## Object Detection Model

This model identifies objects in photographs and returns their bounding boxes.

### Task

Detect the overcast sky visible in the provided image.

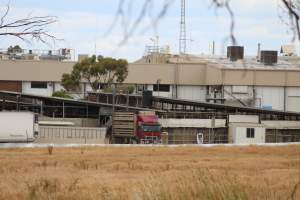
[0,0,298,61]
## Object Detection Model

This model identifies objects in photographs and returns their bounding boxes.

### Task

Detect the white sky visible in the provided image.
[0,0,298,61]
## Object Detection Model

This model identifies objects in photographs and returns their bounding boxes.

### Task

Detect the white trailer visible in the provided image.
[0,112,38,142]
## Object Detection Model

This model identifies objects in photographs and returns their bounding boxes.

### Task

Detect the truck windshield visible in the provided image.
[141,125,161,132]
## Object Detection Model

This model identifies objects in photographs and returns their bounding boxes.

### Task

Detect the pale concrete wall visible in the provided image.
[255,71,286,86]
[0,60,74,82]
[262,121,300,129]
[177,64,207,85]
[124,64,175,84]
[159,118,226,128]
[2,59,300,87]
[223,70,255,86]
[229,115,259,123]
[206,65,223,85]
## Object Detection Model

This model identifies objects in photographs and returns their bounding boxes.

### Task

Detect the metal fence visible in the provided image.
[36,126,107,144]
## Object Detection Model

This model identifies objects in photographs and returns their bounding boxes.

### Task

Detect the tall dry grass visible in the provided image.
[0,145,299,200]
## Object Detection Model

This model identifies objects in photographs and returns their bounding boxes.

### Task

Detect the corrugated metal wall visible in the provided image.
[177,86,206,101]
[35,126,107,144]
[255,86,285,110]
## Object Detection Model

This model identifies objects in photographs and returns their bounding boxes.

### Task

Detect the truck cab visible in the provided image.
[137,113,161,144]
[111,111,162,144]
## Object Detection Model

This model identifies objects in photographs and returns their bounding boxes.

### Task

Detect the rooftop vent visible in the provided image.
[260,50,278,65]
[227,46,244,61]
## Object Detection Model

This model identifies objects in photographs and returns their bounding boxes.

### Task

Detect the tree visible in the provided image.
[7,45,22,53]
[0,1,58,43]
[62,55,128,92]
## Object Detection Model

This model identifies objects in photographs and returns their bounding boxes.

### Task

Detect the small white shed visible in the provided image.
[228,115,265,144]
[228,123,266,144]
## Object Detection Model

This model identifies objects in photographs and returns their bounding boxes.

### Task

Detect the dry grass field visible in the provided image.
[0,145,299,200]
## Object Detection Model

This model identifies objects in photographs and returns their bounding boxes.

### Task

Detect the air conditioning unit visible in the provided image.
[260,51,278,65]
[227,46,244,61]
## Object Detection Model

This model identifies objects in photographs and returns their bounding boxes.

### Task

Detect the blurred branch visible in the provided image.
[108,0,300,49]
[281,0,300,41]
[107,0,174,47]
[0,1,59,43]
[211,0,236,45]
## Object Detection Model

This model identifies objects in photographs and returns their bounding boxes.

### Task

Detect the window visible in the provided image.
[141,125,161,132]
[99,84,107,90]
[246,128,255,138]
[137,85,145,93]
[153,84,170,92]
[31,82,47,89]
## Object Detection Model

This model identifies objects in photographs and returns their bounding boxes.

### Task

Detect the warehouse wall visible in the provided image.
[286,87,300,112]
[255,87,285,110]
[177,86,206,101]
[0,81,22,92]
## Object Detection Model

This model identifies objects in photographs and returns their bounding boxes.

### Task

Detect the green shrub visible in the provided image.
[52,90,73,99]
[127,85,135,94]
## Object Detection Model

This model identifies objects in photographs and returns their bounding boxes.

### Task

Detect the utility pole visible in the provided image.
[179,0,187,54]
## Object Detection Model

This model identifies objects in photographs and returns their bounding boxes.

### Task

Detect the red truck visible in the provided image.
[111,111,161,144]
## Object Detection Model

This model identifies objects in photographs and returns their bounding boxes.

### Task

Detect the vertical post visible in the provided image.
[97,93,99,102]
[86,104,89,118]
[112,85,116,112]
[52,81,55,94]
[62,101,65,118]
[126,90,129,111]
[156,79,161,97]
[1,97,5,110]
[40,101,44,115]
[83,83,87,99]
[16,95,20,111]
[98,106,101,126]
[208,128,211,144]
[283,86,287,112]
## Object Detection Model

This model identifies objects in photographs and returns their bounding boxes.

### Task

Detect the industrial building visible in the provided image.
[0,46,300,113]
[1,46,300,144]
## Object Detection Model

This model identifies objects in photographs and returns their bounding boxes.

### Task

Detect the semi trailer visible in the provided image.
[111,111,161,144]
[0,112,39,143]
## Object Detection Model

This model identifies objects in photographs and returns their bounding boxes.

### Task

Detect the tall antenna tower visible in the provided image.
[179,0,186,54]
